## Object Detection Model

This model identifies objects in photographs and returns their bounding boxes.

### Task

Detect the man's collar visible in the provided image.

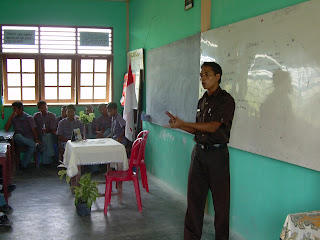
[205,86,222,98]
[67,117,75,122]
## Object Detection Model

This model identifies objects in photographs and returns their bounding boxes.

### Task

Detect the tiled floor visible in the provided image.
[0,165,233,240]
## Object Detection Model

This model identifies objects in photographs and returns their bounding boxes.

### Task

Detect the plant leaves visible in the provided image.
[87,199,92,208]
[71,172,99,207]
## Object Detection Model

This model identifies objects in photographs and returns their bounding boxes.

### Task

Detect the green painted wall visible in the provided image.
[211,0,309,28]
[130,0,316,240]
[0,0,127,128]
[129,0,200,111]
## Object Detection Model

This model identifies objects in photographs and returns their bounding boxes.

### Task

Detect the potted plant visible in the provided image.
[58,164,100,216]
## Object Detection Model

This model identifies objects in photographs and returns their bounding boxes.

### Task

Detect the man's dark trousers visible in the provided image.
[184,144,230,240]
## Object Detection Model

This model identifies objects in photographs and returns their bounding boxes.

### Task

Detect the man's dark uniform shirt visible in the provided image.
[194,87,235,145]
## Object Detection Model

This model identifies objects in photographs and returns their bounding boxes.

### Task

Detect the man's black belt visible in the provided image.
[197,143,227,150]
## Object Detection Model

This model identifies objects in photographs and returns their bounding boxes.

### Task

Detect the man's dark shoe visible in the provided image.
[0,215,13,226]
[0,204,13,215]
[0,184,16,194]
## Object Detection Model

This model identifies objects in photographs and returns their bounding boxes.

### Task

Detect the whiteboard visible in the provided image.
[146,33,200,126]
[201,0,320,171]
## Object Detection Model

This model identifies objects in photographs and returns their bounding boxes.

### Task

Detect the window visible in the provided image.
[3,57,39,104]
[1,25,113,105]
[78,58,111,103]
[42,58,75,103]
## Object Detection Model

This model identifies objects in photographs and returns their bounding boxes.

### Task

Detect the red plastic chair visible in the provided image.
[104,138,143,215]
[137,130,150,192]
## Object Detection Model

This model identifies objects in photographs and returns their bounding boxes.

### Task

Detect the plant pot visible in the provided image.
[76,202,91,216]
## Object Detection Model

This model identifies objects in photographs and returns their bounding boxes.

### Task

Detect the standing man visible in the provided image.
[167,62,235,240]
[5,101,40,168]
[33,100,57,165]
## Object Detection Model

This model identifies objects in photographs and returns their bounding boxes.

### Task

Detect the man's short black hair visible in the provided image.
[98,103,107,110]
[12,101,23,110]
[37,100,47,109]
[61,105,67,110]
[67,104,76,112]
[107,102,117,110]
[201,62,223,84]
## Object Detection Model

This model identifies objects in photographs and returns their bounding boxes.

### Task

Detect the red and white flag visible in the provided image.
[123,64,137,142]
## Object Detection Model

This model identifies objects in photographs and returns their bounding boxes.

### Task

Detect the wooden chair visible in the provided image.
[0,144,12,202]
[12,139,39,169]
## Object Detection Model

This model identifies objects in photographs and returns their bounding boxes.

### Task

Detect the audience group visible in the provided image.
[1,101,127,225]
[5,100,127,168]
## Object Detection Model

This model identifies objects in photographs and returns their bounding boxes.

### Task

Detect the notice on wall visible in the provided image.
[127,48,144,107]
[4,30,35,45]
[80,32,109,46]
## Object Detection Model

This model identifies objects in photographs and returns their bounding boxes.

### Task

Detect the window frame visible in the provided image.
[40,55,76,104]
[2,53,40,105]
[1,24,114,106]
[76,55,113,104]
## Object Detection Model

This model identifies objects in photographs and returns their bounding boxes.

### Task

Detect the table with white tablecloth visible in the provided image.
[63,138,128,178]
[280,210,320,240]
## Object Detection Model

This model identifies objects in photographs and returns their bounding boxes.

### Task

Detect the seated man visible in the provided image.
[85,105,96,139]
[5,101,40,168]
[95,104,112,138]
[56,105,67,127]
[33,100,57,165]
[107,102,127,146]
[57,105,83,149]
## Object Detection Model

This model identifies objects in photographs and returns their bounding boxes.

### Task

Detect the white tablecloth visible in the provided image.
[280,210,320,240]
[63,138,128,177]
